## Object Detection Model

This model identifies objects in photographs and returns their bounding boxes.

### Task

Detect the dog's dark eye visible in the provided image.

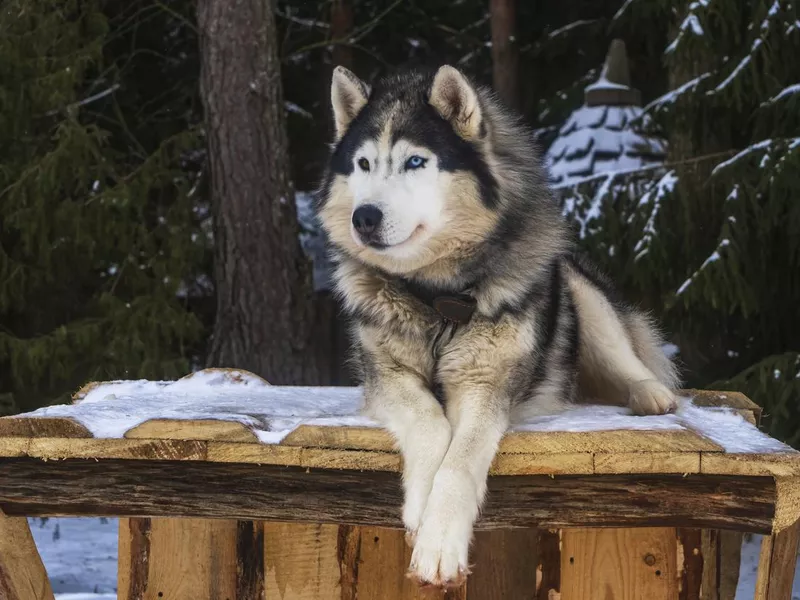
[357,157,370,172]
[405,155,427,170]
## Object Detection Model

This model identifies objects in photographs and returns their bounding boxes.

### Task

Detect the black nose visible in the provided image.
[352,205,383,237]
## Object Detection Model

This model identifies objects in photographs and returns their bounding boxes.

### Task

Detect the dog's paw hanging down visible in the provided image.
[317,63,681,588]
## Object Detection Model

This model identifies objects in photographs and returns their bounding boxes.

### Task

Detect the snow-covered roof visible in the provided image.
[545,105,666,186]
[544,39,667,186]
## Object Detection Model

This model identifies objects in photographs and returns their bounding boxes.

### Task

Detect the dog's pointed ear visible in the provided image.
[428,65,482,140]
[331,66,369,141]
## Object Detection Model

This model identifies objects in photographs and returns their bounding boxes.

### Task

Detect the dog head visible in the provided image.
[317,65,501,277]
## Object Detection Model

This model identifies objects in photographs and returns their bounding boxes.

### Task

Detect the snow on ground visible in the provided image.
[17,369,793,452]
[28,517,800,598]
[29,517,117,598]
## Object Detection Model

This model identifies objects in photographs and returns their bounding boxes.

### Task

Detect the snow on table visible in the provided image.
[14,369,790,454]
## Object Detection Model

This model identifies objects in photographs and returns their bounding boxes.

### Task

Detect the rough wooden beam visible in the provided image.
[0,458,777,533]
[755,518,800,600]
[0,509,55,600]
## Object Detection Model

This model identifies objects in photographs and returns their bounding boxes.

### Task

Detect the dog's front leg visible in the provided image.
[408,386,510,587]
[364,372,452,541]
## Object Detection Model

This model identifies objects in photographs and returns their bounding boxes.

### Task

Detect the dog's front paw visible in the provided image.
[402,487,428,546]
[629,379,676,415]
[408,520,470,588]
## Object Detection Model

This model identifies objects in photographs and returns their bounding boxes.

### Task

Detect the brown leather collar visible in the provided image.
[402,279,477,325]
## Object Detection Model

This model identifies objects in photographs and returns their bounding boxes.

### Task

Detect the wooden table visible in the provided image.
[1,372,799,599]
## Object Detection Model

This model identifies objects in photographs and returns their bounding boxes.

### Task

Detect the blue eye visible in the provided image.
[405,155,427,170]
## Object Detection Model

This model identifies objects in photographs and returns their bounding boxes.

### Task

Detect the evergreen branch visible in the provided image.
[552,149,737,189]
[760,83,800,107]
[151,1,197,35]
[44,84,120,117]
[284,0,403,60]
[275,8,330,29]
[675,238,731,296]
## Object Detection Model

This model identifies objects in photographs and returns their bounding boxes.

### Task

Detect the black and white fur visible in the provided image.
[315,64,680,587]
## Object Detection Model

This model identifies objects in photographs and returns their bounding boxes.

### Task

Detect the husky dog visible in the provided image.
[315,64,680,587]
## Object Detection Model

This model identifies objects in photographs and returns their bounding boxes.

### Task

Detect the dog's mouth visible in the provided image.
[359,224,426,251]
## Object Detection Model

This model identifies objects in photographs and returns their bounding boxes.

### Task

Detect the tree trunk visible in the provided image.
[490,0,519,110]
[330,0,354,69]
[198,0,336,385]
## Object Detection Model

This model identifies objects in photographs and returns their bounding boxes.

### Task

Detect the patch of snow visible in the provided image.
[16,376,793,453]
[763,83,800,106]
[712,139,773,175]
[585,76,631,92]
[675,239,730,296]
[736,534,800,598]
[295,190,332,291]
[547,19,596,38]
[644,73,711,113]
[665,7,707,55]
[634,170,678,260]
[29,517,117,596]
[284,101,312,119]
[612,0,637,22]
[710,38,763,95]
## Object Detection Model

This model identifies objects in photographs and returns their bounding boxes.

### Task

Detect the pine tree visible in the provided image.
[0,0,207,413]
[559,0,800,443]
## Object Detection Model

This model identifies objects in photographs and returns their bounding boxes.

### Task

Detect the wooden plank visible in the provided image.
[701,453,800,477]
[501,429,723,453]
[117,518,150,600]
[124,419,259,442]
[561,528,678,599]
[536,529,561,600]
[490,452,593,475]
[25,438,207,461]
[678,528,703,600]
[469,529,539,600]
[282,425,395,452]
[236,520,266,600]
[118,517,239,600]
[755,518,800,600]
[0,458,778,533]
[0,416,92,438]
[594,451,701,474]
[282,426,724,454]
[263,522,341,599]
[0,509,55,600]
[119,518,266,600]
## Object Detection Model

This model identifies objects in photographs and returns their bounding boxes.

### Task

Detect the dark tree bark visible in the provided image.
[490,0,520,110]
[330,0,354,69]
[198,0,336,385]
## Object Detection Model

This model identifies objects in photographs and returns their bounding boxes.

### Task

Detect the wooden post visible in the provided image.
[755,519,800,600]
[560,528,678,599]
[0,510,55,600]
[118,517,261,600]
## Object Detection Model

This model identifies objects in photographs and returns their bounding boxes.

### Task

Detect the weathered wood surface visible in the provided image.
[0,509,55,600]
[0,458,777,533]
[118,517,241,600]
[561,528,678,599]
[124,418,259,442]
[755,518,800,600]
[1,386,788,482]
[2,435,798,478]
